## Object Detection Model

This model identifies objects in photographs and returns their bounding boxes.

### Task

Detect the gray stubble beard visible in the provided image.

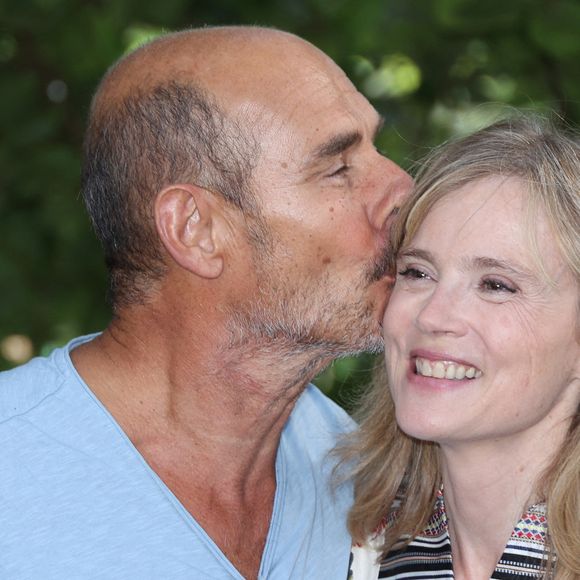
[226,211,391,362]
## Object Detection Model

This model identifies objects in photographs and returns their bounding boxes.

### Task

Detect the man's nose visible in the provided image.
[368,155,413,232]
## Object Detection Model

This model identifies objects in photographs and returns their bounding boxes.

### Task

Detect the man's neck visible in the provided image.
[70,313,332,579]
[75,307,328,432]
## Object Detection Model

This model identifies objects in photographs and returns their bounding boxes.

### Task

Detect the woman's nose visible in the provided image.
[414,286,469,337]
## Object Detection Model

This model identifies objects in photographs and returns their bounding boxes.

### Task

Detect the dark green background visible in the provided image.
[1,0,579,407]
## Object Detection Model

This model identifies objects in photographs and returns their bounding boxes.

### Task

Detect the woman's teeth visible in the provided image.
[415,357,482,380]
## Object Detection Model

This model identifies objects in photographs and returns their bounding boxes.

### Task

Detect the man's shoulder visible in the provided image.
[0,352,65,424]
[0,334,99,425]
[287,383,356,439]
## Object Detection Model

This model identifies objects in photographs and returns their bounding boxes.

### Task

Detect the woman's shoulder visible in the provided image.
[348,540,382,580]
[349,489,452,580]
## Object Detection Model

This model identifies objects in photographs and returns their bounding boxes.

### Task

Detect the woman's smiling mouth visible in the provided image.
[414,357,482,380]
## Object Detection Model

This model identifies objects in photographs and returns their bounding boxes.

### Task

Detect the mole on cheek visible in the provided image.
[329,206,334,213]
[322,256,331,265]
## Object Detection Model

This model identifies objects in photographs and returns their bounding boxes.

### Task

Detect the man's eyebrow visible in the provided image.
[310,130,362,162]
[305,116,385,167]
[373,116,385,141]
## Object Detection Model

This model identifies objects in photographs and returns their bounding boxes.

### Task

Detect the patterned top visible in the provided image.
[349,490,550,580]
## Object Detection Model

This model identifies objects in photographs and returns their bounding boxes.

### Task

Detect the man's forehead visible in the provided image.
[231,81,381,150]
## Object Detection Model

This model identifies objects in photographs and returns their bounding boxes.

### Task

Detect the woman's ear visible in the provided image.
[155,183,225,279]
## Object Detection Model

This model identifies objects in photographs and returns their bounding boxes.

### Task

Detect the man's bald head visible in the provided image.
[93,27,336,113]
[81,27,350,309]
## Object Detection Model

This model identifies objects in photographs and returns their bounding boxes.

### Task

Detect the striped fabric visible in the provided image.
[376,491,548,579]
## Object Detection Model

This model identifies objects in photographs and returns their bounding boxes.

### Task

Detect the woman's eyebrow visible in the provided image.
[399,248,434,262]
[400,250,538,282]
[468,256,538,281]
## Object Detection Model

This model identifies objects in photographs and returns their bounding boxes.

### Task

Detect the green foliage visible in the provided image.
[1,0,579,401]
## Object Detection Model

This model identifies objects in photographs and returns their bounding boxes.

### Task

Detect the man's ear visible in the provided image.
[155,183,225,279]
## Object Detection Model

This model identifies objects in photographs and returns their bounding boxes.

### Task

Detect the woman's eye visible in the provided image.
[398,267,431,280]
[480,278,517,294]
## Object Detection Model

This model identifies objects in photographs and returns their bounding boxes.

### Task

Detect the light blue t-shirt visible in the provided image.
[0,335,354,579]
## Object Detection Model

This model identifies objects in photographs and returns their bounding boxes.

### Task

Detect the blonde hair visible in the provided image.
[343,116,580,578]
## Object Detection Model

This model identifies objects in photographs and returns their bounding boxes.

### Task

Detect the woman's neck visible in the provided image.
[438,429,559,580]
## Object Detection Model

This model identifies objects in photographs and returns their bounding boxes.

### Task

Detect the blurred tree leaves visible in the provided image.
[1,0,578,401]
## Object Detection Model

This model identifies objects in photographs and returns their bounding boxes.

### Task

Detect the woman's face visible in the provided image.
[383,176,580,447]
